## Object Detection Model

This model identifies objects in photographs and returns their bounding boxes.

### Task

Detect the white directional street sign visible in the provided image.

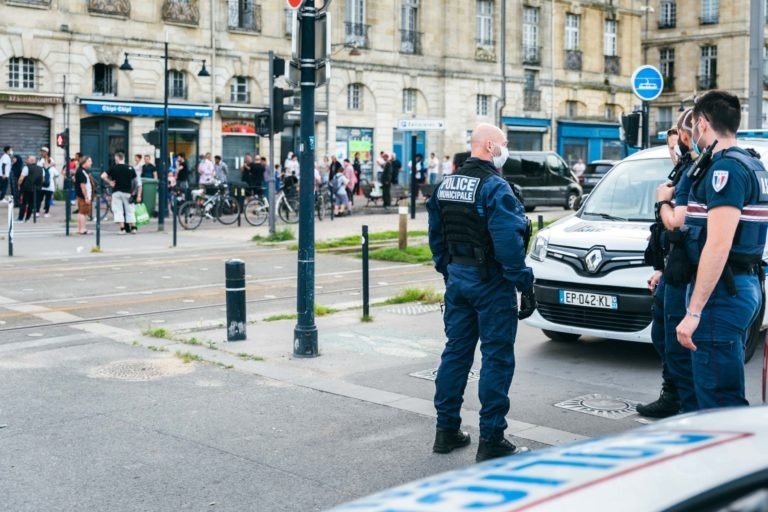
[397,119,446,131]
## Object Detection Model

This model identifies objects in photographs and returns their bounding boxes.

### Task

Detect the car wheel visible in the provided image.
[525,205,536,212]
[542,329,581,342]
[745,295,765,363]
[565,192,579,210]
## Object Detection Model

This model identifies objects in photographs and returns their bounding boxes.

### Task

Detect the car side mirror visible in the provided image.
[574,194,588,210]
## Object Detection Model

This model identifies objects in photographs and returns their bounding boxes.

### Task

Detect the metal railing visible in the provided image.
[697,74,717,90]
[522,45,541,65]
[524,90,541,112]
[345,22,370,48]
[228,1,261,32]
[399,30,422,55]
[604,55,621,75]
[565,50,582,71]
[93,79,117,96]
[699,14,719,25]
[663,75,675,92]
[658,20,676,29]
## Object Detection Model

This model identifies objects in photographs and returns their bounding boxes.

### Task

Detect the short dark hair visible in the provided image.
[214,155,221,160]
[3,146,10,153]
[693,90,741,136]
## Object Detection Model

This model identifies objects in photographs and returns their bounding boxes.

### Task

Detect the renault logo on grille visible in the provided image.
[585,248,603,273]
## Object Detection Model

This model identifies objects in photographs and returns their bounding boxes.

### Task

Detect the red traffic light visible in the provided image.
[56,130,68,149]
[286,0,303,9]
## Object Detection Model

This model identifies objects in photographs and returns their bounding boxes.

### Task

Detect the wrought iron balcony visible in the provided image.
[400,30,422,55]
[524,90,541,112]
[658,20,676,29]
[604,55,620,75]
[565,50,582,71]
[699,15,719,25]
[697,75,717,90]
[93,79,117,96]
[6,0,50,6]
[522,46,541,65]
[169,85,188,100]
[345,22,370,49]
[228,1,261,32]
[663,75,675,92]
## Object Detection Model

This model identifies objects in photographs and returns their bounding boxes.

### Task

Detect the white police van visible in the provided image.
[330,406,768,511]
[524,141,768,362]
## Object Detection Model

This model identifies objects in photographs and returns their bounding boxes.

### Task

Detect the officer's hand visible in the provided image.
[518,289,537,320]
[647,270,662,293]
[656,183,674,202]
[676,314,699,351]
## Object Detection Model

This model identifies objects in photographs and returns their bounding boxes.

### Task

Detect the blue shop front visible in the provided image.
[503,116,551,151]
[557,121,624,167]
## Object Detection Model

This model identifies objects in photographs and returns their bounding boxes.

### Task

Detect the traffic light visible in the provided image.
[56,129,69,149]
[621,113,641,148]
[272,87,295,133]
[142,129,161,147]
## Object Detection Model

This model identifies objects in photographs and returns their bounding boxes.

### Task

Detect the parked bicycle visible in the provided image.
[315,184,331,221]
[242,189,300,226]
[178,181,241,230]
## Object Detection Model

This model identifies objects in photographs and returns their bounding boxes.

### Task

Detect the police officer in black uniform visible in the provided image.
[658,90,768,410]
[427,123,536,463]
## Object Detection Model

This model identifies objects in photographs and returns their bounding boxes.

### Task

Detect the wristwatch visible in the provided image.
[654,200,674,221]
[686,308,702,319]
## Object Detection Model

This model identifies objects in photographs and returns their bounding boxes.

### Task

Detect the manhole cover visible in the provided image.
[88,358,194,382]
[410,368,480,383]
[554,393,640,420]
[387,304,441,316]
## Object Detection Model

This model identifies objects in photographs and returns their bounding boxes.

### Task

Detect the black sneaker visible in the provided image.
[476,437,529,463]
[433,428,471,454]
[636,390,680,418]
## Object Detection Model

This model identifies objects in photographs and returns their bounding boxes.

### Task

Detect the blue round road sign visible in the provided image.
[631,65,664,102]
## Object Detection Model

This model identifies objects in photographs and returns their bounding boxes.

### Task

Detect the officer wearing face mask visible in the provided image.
[639,109,698,418]
[658,90,768,410]
[427,123,535,463]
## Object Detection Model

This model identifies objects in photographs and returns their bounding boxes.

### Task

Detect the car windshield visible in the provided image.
[585,164,613,175]
[580,158,672,222]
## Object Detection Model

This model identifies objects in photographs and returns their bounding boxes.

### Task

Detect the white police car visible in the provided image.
[329,406,768,511]
[524,141,768,362]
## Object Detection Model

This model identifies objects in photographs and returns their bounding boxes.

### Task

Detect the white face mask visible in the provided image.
[692,121,706,153]
[673,144,682,157]
[492,143,509,169]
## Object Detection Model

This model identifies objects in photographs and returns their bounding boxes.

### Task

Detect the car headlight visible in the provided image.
[530,232,549,261]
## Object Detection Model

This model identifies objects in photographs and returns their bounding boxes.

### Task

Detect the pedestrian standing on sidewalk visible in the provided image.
[343,158,357,208]
[17,155,43,223]
[214,155,228,182]
[428,123,536,463]
[0,146,12,200]
[427,152,439,184]
[101,152,137,234]
[38,157,60,217]
[75,156,93,235]
[331,167,349,216]
[441,154,452,178]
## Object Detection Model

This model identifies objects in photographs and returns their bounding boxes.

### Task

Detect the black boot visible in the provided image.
[433,428,471,454]
[636,384,680,418]
[476,437,529,463]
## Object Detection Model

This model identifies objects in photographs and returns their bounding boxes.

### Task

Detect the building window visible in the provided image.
[476,94,490,117]
[345,0,368,48]
[400,0,421,54]
[284,8,294,36]
[657,106,673,135]
[403,88,416,114]
[524,71,540,111]
[660,48,675,91]
[228,0,261,32]
[230,76,249,103]
[522,7,540,65]
[699,45,717,89]
[8,57,36,90]
[169,70,187,99]
[603,19,617,57]
[347,83,362,110]
[565,14,580,51]
[659,0,676,28]
[565,100,578,118]
[92,63,117,96]
[604,104,617,121]
[700,0,718,24]
[476,0,493,46]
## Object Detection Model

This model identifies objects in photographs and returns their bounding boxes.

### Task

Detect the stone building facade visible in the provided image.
[0,0,641,180]
[643,0,766,140]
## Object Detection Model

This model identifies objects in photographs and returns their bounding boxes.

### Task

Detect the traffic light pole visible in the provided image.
[268,51,277,236]
[158,40,170,231]
[293,0,319,357]
[641,101,650,150]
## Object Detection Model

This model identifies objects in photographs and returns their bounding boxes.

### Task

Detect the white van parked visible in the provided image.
[524,140,768,362]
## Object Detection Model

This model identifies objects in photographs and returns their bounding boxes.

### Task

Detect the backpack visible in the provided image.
[42,167,51,188]
[332,172,346,193]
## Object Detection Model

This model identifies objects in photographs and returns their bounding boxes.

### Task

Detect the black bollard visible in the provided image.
[7,198,13,257]
[172,193,178,248]
[32,188,37,224]
[362,225,369,318]
[537,214,544,230]
[225,259,247,341]
[95,186,101,249]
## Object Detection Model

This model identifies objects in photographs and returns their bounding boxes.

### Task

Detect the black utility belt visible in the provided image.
[450,256,484,267]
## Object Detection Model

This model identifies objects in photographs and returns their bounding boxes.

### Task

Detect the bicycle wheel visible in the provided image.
[243,196,268,227]
[278,197,300,224]
[100,196,112,221]
[178,201,203,230]
[216,195,241,225]
[315,193,329,221]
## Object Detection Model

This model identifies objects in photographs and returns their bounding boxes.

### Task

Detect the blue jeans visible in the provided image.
[434,266,518,441]
[685,274,760,410]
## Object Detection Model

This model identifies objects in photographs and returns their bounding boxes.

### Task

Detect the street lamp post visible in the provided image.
[119,45,210,231]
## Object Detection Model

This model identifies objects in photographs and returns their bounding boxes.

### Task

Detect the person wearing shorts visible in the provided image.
[75,156,93,235]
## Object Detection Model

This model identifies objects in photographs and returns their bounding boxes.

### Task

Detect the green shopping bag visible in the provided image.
[135,202,150,227]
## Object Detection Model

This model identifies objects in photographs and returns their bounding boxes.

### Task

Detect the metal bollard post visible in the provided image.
[537,214,544,230]
[362,225,369,318]
[95,187,101,249]
[225,259,247,341]
[398,206,408,251]
[172,195,178,248]
[7,198,13,257]
[32,188,37,224]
